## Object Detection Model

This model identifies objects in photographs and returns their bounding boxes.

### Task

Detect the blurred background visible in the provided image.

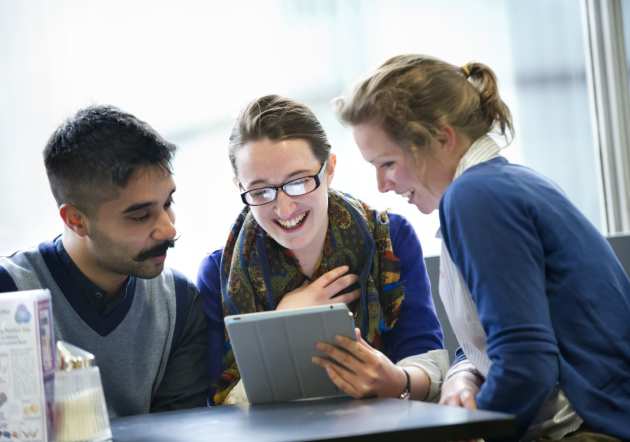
[1,0,623,280]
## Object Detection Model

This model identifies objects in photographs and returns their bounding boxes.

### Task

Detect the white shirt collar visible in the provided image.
[453,135,502,180]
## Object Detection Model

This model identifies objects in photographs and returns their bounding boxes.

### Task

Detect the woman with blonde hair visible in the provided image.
[337,54,630,441]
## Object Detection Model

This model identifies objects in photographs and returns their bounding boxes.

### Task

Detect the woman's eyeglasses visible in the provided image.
[240,161,327,206]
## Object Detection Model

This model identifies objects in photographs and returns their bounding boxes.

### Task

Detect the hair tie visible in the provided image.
[461,64,471,78]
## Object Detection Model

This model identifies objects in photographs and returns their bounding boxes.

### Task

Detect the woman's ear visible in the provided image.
[59,204,89,237]
[326,153,337,185]
[435,125,458,152]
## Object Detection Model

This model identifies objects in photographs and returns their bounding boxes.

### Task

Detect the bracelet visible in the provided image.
[399,368,411,400]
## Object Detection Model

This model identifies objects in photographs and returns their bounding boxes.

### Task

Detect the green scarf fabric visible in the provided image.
[214,190,404,404]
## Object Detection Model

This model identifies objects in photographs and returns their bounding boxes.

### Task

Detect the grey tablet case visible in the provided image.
[225,303,356,404]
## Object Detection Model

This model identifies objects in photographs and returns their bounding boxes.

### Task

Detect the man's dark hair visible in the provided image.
[44,105,176,214]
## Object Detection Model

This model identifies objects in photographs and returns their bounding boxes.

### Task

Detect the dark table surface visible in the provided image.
[111,397,515,441]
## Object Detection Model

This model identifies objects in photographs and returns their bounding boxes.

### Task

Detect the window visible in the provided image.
[0,0,605,279]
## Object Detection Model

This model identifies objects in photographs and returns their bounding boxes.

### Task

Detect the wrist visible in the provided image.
[445,366,483,384]
[398,367,411,400]
[444,372,482,398]
[276,295,302,311]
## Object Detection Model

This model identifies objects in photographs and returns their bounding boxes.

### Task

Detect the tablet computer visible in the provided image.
[224,303,356,404]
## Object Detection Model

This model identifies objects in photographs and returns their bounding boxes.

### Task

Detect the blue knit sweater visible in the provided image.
[440,157,630,439]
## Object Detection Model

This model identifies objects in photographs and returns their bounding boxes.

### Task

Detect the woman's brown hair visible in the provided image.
[336,54,514,153]
[229,95,331,174]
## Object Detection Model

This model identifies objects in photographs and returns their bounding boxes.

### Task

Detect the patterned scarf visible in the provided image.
[214,190,405,404]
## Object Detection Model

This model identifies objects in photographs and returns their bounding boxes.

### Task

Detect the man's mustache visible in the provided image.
[134,239,176,262]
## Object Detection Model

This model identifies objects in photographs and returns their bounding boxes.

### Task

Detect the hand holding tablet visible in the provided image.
[313,328,410,400]
[225,303,356,404]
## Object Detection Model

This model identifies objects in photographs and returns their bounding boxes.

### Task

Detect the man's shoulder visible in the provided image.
[133,268,200,336]
[158,267,206,350]
[169,267,199,298]
[1,244,42,263]
[0,265,18,292]
[0,244,50,293]
[1,240,58,270]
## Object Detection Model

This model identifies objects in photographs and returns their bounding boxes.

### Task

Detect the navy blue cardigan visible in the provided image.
[440,157,630,439]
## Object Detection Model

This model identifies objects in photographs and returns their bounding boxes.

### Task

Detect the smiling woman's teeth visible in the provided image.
[278,212,306,228]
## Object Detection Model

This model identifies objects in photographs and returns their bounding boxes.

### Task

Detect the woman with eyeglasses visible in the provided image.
[336,54,630,441]
[197,95,447,405]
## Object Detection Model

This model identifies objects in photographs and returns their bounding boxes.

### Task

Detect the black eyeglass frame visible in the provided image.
[239,161,328,206]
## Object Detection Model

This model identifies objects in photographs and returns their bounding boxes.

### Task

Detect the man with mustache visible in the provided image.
[0,105,211,417]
